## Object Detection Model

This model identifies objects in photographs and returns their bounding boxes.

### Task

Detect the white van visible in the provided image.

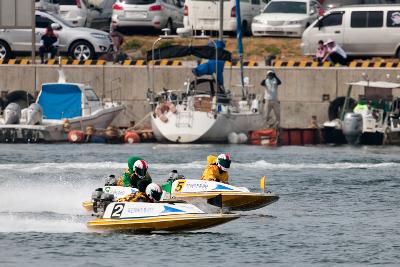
[35,0,60,14]
[301,4,400,57]
[183,0,269,35]
[59,0,116,31]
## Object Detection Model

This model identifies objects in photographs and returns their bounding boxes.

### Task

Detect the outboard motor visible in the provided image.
[91,188,115,215]
[105,174,118,186]
[167,170,185,183]
[26,103,43,125]
[3,103,21,124]
[91,188,103,213]
[342,112,363,145]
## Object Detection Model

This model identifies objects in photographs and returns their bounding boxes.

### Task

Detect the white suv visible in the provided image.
[111,0,184,32]
[59,0,116,31]
[0,11,112,60]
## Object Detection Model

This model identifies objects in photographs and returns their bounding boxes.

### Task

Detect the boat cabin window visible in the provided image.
[85,88,100,101]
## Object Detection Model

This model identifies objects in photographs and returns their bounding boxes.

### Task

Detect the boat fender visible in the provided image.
[124,131,140,144]
[228,132,239,144]
[63,119,71,133]
[68,130,85,143]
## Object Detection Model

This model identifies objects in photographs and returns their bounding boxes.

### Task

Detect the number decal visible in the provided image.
[175,180,186,192]
[111,203,125,218]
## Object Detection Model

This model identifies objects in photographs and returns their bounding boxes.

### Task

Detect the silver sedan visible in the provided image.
[0,10,112,61]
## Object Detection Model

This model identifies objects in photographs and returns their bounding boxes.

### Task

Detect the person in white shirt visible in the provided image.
[261,70,281,128]
[323,39,347,65]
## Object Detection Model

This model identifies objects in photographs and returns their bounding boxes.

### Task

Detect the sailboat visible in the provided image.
[147,1,264,143]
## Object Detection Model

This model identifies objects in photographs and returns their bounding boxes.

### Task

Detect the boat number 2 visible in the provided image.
[175,180,186,192]
[111,203,125,218]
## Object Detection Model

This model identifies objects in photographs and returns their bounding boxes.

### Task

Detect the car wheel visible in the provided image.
[0,40,11,60]
[242,21,249,36]
[69,41,95,61]
[167,19,174,34]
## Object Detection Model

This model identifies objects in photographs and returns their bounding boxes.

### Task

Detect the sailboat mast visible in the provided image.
[219,0,224,41]
[235,0,246,98]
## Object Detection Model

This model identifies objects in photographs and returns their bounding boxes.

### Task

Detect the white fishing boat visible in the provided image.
[0,69,124,142]
[323,80,400,145]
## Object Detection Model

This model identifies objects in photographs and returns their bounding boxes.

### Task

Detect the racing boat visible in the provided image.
[86,187,239,233]
[163,178,279,211]
[87,202,239,232]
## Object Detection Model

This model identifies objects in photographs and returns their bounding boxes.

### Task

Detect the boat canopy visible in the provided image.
[147,45,232,61]
[347,81,400,89]
[37,83,82,120]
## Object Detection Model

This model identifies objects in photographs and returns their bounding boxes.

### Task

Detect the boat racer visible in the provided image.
[117,183,163,203]
[201,153,231,184]
[117,157,152,192]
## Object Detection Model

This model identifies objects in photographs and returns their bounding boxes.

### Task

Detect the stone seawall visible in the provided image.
[1,65,399,128]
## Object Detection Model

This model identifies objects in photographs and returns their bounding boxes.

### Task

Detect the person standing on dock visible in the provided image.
[261,70,281,128]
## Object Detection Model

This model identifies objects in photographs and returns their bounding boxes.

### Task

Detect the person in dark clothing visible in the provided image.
[0,91,8,114]
[39,26,58,64]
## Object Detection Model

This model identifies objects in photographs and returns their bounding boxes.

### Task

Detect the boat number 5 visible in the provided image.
[175,180,186,192]
[111,203,125,218]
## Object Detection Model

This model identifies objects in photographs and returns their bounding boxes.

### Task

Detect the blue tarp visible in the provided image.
[38,84,82,119]
[193,60,225,86]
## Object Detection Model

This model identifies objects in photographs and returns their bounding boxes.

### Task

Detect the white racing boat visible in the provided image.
[86,184,239,233]
[164,178,279,211]
[87,201,239,233]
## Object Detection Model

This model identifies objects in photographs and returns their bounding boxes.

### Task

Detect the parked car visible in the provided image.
[301,4,400,57]
[252,0,322,37]
[111,0,184,32]
[183,0,267,35]
[36,0,60,13]
[320,0,400,10]
[59,0,116,31]
[0,11,112,60]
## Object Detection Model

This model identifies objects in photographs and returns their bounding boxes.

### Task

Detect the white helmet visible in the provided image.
[217,153,231,172]
[145,183,163,202]
[134,160,148,179]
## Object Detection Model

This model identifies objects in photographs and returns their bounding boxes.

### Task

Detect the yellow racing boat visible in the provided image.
[87,201,239,233]
[165,177,279,211]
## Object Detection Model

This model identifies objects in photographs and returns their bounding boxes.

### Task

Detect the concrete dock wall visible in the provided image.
[1,65,399,128]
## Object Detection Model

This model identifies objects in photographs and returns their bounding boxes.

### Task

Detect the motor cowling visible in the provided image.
[105,174,118,186]
[342,112,363,145]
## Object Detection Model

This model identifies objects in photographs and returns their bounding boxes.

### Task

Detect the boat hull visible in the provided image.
[87,213,240,232]
[152,109,264,143]
[0,106,124,142]
[173,192,279,211]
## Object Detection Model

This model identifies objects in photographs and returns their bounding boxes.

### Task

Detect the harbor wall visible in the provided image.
[1,65,399,128]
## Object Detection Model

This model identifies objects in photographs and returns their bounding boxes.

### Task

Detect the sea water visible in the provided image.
[0,144,399,266]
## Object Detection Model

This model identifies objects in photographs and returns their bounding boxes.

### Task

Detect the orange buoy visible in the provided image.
[68,130,85,143]
[249,129,277,146]
[124,131,141,144]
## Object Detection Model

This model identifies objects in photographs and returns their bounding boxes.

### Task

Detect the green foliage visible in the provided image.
[123,39,143,51]
[265,45,281,55]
